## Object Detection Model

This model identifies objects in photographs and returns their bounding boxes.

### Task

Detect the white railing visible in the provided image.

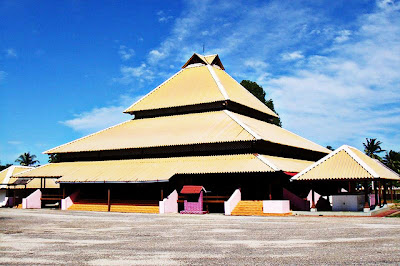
[159,190,178,214]
[224,189,241,215]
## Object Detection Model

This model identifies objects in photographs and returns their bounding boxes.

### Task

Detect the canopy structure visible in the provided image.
[291,145,400,181]
[44,110,329,155]
[0,166,33,188]
[13,154,314,183]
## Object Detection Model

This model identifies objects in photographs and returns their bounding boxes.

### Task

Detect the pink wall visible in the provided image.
[61,191,80,210]
[283,188,310,211]
[159,190,178,214]
[22,189,42,209]
[224,189,241,215]
[307,190,321,209]
[263,200,290,213]
[184,191,203,212]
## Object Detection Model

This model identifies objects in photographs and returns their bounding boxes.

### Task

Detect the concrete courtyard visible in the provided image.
[1,209,400,265]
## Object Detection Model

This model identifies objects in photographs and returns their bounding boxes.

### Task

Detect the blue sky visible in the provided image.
[1,0,399,165]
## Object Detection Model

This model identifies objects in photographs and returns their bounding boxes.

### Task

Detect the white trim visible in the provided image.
[123,69,184,113]
[256,154,280,171]
[344,146,380,178]
[1,166,34,188]
[207,65,229,100]
[291,145,348,181]
[223,110,261,139]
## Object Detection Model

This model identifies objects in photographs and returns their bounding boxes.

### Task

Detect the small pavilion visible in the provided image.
[291,145,400,212]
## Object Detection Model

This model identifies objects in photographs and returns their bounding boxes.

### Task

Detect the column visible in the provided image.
[107,188,111,212]
[363,180,370,212]
[374,180,379,209]
[383,181,387,206]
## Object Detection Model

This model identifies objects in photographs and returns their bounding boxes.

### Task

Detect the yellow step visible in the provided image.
[68,203,159,214]
[231,200,291,216]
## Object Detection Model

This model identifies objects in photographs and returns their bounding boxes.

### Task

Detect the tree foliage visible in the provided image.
[326,146,334,151]
[0,161,12,171]
[383,150,400,174]
[15,152,40,166]
[363,138,385,160]
[240,80,282,127]
[48,154,60,163]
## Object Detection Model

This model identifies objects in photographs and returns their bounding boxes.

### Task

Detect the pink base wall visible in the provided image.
[159,190,178,214]
[263,200,290,213]
[61,191,80,210]
[224,189,241,215]
[22,189,42,209]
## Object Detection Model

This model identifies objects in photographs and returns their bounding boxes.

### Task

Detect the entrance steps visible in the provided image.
[231,200,291,216]
[68,200,159,213]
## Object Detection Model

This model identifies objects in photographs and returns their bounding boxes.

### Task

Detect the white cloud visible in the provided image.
[5,48,17,58]
[334,30,352,43]
[264,1,400,149]
[118,45,135,61]
[113,64,154,85]
[0,71,6,81]
[60,95,143,134]
[281,51,304,61]
[148,49,165,63]
[157,10,173,23]
[8,140,22,145]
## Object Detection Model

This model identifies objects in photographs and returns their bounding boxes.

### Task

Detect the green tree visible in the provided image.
[383,150,400,174]
[326,146,334,151]
[363,138,385,160]
[240,80,282,127]
[0,161,12,171]
[48,154,60,163]
[15,152,40,166]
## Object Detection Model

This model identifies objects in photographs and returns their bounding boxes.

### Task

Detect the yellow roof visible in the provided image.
[124,54,277,118]
[292,145,400,181]
[125,66,226,112]
[262,155,314,173]
[14,154,313,183]
[0,166,34,188]
[45,110,329,154]
[9,176,60,189]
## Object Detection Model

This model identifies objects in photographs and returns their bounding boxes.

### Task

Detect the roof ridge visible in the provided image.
[223,110,261,140]
[206,65,229,100]
[291,145,347,180]
[344,146,379,178]
[255,154,280,171]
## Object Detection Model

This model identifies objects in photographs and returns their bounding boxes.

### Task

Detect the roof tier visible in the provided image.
[0,166,33,188]
[292,145,400,181]
[123,53,278,119]
[44,110,330,155]
[14,154,313,183]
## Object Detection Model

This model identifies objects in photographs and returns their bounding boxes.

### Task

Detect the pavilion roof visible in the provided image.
[13,154,314,183]
[123,53,278,118]
[0,166,34,189]
[44,110,329,154]
[291,145,400,181]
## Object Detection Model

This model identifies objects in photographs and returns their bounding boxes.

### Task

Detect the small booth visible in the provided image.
[180,185,207,214]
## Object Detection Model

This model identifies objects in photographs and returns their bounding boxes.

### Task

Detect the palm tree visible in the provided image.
[15,152,40,166]
[383,150,400,174]
[363,138,385,160]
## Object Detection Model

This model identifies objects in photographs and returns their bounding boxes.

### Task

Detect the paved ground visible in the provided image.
[1,209,400,265]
